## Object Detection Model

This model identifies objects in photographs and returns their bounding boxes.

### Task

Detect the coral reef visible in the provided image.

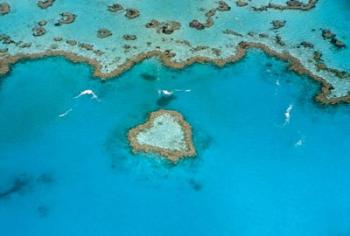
[321,29,346,49]
[125,8,140,19]
[97,28,112,39]
[37,0,55,9]
[123,34,137,40]
[128,110,196,162]
[0,2,10,15]
[32,26,47,37]
[271,20,286,30]
[252,0,318,11]
[56,12,76,26]
[108,3,123,12]
[236,0,248,7]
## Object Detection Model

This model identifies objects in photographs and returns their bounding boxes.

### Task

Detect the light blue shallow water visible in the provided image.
[0,51,350,236]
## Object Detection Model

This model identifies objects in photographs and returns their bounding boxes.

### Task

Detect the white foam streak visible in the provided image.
[284,104,293,125]
[59,108,73,118]
[295,138,304,147]
[175,89,192,92]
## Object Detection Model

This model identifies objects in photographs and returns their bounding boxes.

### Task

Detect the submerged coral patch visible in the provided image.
[156,94,176,107]
[0,175,31,199]
[140,73,157,81]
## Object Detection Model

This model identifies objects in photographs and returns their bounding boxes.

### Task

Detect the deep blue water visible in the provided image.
[1,51,350,236]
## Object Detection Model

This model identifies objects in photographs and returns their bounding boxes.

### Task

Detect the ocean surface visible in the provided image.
[1,50,350,236]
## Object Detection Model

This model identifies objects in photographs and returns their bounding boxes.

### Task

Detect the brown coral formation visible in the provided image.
[189,17,214,30]
[258,33,269,38]
[107,3,123,12]
[189,1,230,31]
[299,41,314,48]
[157,21,181,34]
[123,34,137,40]
[79,43,94,51]
[56,12,76,25]
[271,20,286,30]
[145,19,160,28]
[0,33,15,44]
[128,110,196,162]
[191,45,209,53]
[217,1,231,11]
[321,29,346,49]
[286,0,304,7]
[97,28,112,39]
[163,49,176,58]
[321,29,335,40]
[0,2,10,15]
[313,51,349,79]
[236,0,248,7]
[274,35,285,46]
[212,48,222,56]
[32,26,47,37]
[189,20,206,30]
[252,0,318,11]
[146,20,181,34]
[38,20,47,26]
[53,37,62,42]
[66,39,77,46]
[19,43,32,48]
[223,29,243,37]
[125,8,140,19]
[331,38,346,49]
[37,0,55,9]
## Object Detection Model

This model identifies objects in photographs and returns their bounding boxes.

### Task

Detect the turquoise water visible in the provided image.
[1,51,350,235]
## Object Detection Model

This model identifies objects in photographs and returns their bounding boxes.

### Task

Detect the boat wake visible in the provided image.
[175,89,192,93]
[74,89,99,100]
[58,89,100,118]
[158,89,191,96]
[158,89,174,96]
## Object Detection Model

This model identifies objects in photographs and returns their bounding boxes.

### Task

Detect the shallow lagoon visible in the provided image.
[1,51,350,236]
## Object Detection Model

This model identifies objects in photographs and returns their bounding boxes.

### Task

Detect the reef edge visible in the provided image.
[0,40,349,105]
